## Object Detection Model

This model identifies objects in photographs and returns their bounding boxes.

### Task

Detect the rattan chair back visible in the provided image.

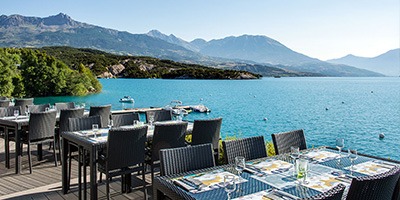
[160,143,215,176]
[152,122,188,162]
[15,98,33,114]
[111,112,140,127]
[222,135,267,164]
[0,97,8,100]
[301,183,345,200]
[0,106,21,117]
[59,108,84,133]
[0,100,9,107]
[271,129,307,155]
[55,102,75,111]
[106,126,147,171]
[191,117,222,151]
[145,110,172,123]
[346,165,400,200]
[28,111,57,141]
[89,104,111,128]
[68,115,102,131]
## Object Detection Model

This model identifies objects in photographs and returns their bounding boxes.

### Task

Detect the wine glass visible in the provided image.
[45,107,50,112]
[235,156,245,181]
[82,103,85,109]
[92,124,99,138]
[133,120,139,126]
[179,109,184,121]
[335,138,345,165]
[26,107,30,116]
[14,110,19,120]
[348,148,358,176]
[290,146,300,176]
[223,175,236,200]
[108,119,113,129]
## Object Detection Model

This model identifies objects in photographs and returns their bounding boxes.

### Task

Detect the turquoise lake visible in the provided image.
[35,77,400,160]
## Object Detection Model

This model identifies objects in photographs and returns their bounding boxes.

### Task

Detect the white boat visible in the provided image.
[119,96,134,103]
[163,101,190,115]
[190,104,211,113]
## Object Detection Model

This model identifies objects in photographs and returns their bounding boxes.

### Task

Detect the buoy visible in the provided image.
[200,98,203,101]
[371,91,374,93]
[379,133,385,138]
[342,101,345,104]
[249,93,252,95]
[254,95,256,98]
[325,107,329,110]
[263,117,268,121]
[210,94,212,96]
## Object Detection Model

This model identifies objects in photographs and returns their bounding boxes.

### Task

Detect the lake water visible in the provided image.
[35,77,400,160]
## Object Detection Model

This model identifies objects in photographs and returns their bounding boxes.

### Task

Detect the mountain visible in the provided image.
[152,31,384,77]
[0,13,209,62]
[0,13,384,77]
[327,49,400,76]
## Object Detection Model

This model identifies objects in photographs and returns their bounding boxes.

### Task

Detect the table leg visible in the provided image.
[5,127,10,169]
[62,138,69,194]
[15,127,21,174]
[37,144,43,161]
[90,145,97,200]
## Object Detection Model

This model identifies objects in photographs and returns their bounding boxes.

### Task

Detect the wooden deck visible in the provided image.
[0,138,155,199]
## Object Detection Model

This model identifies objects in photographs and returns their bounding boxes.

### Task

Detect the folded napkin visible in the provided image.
[263,190,297,200]
[173,179,196,192]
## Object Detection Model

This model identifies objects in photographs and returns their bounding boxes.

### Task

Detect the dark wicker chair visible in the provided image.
[111,112,140,127]
[55,102,76,111]
[0,100,9,107]
[17,111,57,173]
[160,143,215,176]
[98,127,148,199]
[0,96,8,100]
[271,129,307,155]
[89,105,111,128]
[190,117,222,162]
[57,107,85,155]
[300,183,346,200]
[346,165,400,200]
[146,122,188,182]
[222,136,267,164]
[15,98,34,114]
[145,110,172,123]
[27,103,50,113]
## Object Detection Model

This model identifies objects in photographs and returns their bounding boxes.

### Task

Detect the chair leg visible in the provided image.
[5,130,10,169]
[78,147,82,200]
[27,143,32,174]
[83,149,87,200]
[53,140,58,167]
[68,145,72,189]
[57,137,62,165]
[106,174,110,200]
[99,172,103,183]
[142,164,147,199]
[151,162,154,184]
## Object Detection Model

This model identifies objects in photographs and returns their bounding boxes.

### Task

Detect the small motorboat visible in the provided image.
[190,104,211,113]
[119,96,134,103]
[163,101,190,115]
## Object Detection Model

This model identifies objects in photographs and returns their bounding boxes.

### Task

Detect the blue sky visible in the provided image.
[2,0,399,60]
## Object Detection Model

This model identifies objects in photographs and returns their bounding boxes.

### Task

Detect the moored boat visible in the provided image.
[119,96,134,103]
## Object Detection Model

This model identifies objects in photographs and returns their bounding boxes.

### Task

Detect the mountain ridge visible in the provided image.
[327,49,400,76]
[0,13,385,77]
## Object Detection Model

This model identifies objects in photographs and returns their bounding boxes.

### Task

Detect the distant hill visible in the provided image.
[149,31,384,77]
[327,49,400,76]
[0,13,384,77]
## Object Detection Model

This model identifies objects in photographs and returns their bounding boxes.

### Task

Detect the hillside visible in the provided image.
[37,46,261,79]
[0,13,384,77]
[327,49,400,76]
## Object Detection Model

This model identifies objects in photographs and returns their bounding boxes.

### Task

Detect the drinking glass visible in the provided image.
[14,110,19,120]
[148,114,155,126]
[335,138,345,165]
[179,109,184,121]
[108,119,113,129]
[92,124,99,138]
[26,107,30,116]
[348,148,358,176]
[45,107,50,112]
[82,103,85,109]
[133,120,139,126]
[235,156,245,181]
[297,159,310,185]
[290,146,300,176]
[223,175,236,200]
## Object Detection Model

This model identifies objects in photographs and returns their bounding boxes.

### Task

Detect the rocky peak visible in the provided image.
[43,13,75,26]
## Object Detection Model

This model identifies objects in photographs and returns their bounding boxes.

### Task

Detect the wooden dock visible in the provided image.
[0,138,155,199]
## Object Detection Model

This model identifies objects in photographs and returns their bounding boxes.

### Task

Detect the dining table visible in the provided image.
[0,110,89,174]
[153,146,400,200]
[61,120,193,200]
